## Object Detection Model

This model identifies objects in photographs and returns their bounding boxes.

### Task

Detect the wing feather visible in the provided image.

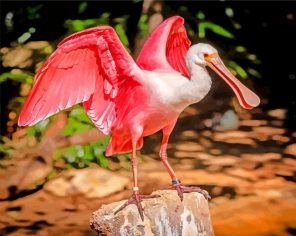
[19,26,143,135]
[137,16,191,78]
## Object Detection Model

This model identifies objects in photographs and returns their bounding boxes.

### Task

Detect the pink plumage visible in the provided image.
[18,16,260,220]
[19,26,143,138]
[137,16,191,77]
[19,16,192,155]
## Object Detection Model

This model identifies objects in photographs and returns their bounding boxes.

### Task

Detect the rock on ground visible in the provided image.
[44,167,129,198]
[90,189,214,236]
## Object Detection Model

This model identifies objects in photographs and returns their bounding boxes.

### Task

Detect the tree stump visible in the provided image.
[90,190,214,236]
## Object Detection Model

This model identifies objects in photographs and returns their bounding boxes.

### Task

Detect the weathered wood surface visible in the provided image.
[90,189,214,236]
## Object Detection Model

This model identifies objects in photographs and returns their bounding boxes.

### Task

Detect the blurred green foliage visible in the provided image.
[227,60,248,79]
[78,2,88,14]
[198,22,234,39]
[27,119,50,138]
[65,12,130,49]
[63,105,94,136]
[192,9,261,80]
[137,14,149,38]
[26,4,42,20]
[65,12,110,32]
[0,136,14,157]
[196,10,234,39]
[54,138,110,169]
[0,70,33,83]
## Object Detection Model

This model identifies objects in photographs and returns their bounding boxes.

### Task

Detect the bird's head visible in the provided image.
[187,43,260,109]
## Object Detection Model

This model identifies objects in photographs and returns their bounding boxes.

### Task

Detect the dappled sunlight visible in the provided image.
[141,103,296,235]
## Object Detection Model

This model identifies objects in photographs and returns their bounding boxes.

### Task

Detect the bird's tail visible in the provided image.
[105,135,143,156]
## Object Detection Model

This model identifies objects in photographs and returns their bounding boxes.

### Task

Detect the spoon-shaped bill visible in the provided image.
[207,55,260,109]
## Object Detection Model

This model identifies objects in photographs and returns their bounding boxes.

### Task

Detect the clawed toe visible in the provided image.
[114,191,160,221]
[167,180,211,201]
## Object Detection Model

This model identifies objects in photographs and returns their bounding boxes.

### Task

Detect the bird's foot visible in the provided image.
[114,188,160,221]
[168,179,211,201]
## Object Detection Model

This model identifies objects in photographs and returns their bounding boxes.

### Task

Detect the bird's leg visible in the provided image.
[160,134,179,182]
[114,142,159,221]
[160,130,211,201]
[160,134,184,200]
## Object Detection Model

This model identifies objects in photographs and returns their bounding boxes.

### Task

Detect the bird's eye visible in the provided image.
[203,53,209,58]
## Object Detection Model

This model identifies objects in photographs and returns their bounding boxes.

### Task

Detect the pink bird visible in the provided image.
[18,16,260,220]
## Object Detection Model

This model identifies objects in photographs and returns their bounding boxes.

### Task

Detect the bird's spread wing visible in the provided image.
[18,26,143,134]
[137,16,191,78]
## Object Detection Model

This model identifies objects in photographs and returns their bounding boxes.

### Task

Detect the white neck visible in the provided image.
[179,60,212,105]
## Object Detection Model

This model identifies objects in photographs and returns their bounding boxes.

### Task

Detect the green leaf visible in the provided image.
[18,32,31,44]
[1,136,11,143]
[198,22,206,38]
[54,136,111,170]
[92,137,110,168]
[96,12,110,25]
[233,21,242,30]
[235,46,247,53]
[114,17,126,24]
[36,119,50,132]
[73,20,85,31]
[247,54,256,60]
[69,106,93,124]
[27,126,36,137]
[0,144,14,157]
[225,7,234,18]
[27,119,50,138]
[137,14,148,38]
[99,136,111,147]
[188,28,195,37]
[65,13,110,33]
[83,145,94,162]
[100,12,110,20]
[7,97,25,110]
[28,27,36,33]
[92,137,110,154]
[63,117,91,136]
[78,2,88,14]
[186,25,195,37]
[64,147,78,163]
[247,54,261,64]
[227,61,248,79]
[96,155,108,168]
[199,22,234,39]
[196,11,205,20]
[66,19,96,32]
[0,71,33,83]
[115,24,129,48]
[53,148,66,161]
[42,45,54,55]
[26,4,43,20]
[247,68,262,78]
[63,105,93,136]
[66,164,74,170]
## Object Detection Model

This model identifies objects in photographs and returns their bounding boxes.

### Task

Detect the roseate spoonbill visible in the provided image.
[18,16,260,220]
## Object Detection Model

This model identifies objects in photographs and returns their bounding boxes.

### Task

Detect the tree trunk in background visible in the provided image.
[133,0,163,59]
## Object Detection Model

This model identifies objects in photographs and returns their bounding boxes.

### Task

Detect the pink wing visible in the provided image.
[18,26,143,134]
[137,16,191,78]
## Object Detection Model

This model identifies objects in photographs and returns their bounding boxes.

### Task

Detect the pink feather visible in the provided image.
[18,17,192,155]
[137,16,191,78]
[18,26,143,138]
